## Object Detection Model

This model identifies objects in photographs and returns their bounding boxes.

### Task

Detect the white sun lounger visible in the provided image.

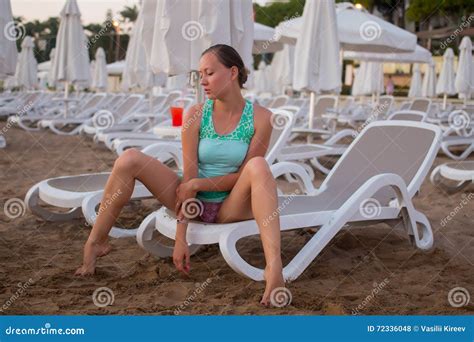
[430,161,474,193]
[25,110,295,238]
[136,120,441,282]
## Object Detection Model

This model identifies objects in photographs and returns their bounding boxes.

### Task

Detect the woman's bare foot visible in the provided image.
[74,240,112,276]
[260,264,286,306]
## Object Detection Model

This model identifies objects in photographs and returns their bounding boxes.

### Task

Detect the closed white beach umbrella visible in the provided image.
[253,60,270,94]
[147,0,253,74]
[408,63,422,98]
[276,2,416,53]
[455,36,473,104]
[268,44,294,94]
[145,0,253,102]
[0,0,18,79]
[436,48,456,109]
[293,0,340,94]
[421,61,437,98]
[47,48,56,87]
[351,63,366,96]
[52,0,90,114]
[14,36,38,89]
[124,2,166,91]
[293,0,340,140]
[92,47,108,91]
[361,61,384,98]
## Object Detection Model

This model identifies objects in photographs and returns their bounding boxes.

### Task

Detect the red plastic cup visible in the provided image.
[170,106,183,126]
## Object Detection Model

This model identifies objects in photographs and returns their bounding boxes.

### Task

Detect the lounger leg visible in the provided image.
[25,184,83,221]
[136,212,200,258]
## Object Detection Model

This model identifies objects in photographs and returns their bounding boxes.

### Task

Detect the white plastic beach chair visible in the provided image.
[386,110,427,122]
[15,93,109,132]
[40,94,144,136]
[430,161,474,193]
[136,120,441,281]
[25,110,295,238]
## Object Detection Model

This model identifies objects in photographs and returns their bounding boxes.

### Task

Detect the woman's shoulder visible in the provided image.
[182,103,206,131]
[252,103,272,127]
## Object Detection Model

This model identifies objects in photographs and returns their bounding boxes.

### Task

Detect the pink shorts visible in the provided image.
[199,201,223,223]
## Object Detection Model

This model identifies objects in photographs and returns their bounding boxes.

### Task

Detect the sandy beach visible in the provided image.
[0,123,473,315]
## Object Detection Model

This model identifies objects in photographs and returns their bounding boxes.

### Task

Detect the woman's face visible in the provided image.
[199,52,238,100]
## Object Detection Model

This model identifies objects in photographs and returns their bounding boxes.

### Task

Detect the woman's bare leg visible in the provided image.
[216,156,284,305]
[75,148,180,276]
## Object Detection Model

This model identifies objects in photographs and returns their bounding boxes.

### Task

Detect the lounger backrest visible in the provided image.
[269,95,289,108]
[387,110,426,122]
[410,98,431,112]
[78,93,106,112]
[321,121,441,205]
[161,91,182,110]
[265,109,295,164]
[374,95,393,118]
[115,95,143,119]
[314,96,337,118]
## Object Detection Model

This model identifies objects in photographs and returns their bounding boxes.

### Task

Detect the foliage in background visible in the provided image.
[254,0,305,28]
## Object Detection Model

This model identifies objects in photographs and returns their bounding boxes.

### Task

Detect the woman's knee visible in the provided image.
[114,148,143,175]
[244,156,273,178]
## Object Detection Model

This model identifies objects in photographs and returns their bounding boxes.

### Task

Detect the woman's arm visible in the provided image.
[175,104,202,236]
[190,105,273,192]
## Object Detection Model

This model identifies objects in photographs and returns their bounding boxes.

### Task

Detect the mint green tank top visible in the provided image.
[195,99,255,203]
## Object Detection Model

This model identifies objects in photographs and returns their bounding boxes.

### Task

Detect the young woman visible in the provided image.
[75,44,285,305]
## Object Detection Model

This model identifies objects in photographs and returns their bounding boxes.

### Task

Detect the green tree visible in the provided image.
[254,0,305,28]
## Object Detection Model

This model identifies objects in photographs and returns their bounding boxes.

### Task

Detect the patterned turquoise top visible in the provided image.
[196,99,255,203]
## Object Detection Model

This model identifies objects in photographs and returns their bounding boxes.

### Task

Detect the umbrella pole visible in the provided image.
[307,91,315,144]
[64,81,69,118]
[443,94,447,110]
[149,88,153,113]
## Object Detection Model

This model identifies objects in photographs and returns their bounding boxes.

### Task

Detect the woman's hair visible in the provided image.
[201,44,248,88]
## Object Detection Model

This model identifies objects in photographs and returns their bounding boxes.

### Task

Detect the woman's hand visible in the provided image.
[175,179,198,218]
[173,238,190,275]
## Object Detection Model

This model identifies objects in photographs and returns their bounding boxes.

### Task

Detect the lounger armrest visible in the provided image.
[270,162,317,195]
[324,129,357,145]
[141,142,183,168]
